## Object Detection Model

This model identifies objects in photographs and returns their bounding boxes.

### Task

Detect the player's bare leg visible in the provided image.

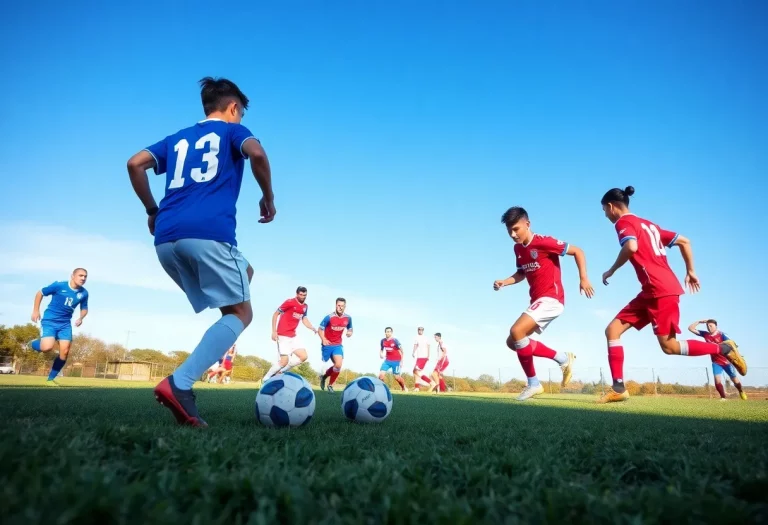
[279,348,307,375]
[713,374,728,401]
[428,370,440,393]
[264,355,289,382]
[731,375,747,400]
[413,366,430,391]
[659,336,747,375]
[394,373,407,391]
[597,319,633,403]
[325,355,343,393]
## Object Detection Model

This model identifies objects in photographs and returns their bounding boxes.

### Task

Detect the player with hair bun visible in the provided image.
[598,186,747,404]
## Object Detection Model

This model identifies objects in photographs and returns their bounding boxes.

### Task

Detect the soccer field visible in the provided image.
[1,376,766,524]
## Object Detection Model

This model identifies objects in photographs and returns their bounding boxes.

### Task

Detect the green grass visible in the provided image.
[1,376,766,524]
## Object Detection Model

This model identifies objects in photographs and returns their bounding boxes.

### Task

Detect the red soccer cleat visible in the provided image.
[154,376,208,428]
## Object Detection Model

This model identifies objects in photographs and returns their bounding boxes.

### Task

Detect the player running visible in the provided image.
[598,186,746,404]
[493,206,593,401]
[263,286,317,381]
[428,332,450,393]
[688,319,747,401]
[217,344,237,384]
[379,327,407,391]
[318,298,353,393]
[27,268,89,384]
[412,326,432,391]
[127,77,275,427]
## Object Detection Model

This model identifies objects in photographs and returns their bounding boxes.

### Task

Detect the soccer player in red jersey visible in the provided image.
[688,319,747,401]
[317,298,353,393]
[428,332,450,393]
[494,206,594,401]
[379,327,407,391]
[598,186,747,403]
[263,286,317,382]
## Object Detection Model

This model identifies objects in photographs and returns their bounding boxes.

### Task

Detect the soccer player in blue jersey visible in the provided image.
[127,77,275,427]
[28,268,89,383]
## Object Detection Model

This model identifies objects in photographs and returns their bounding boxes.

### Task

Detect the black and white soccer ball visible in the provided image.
[255,372,315,427]
[341,376,393,423]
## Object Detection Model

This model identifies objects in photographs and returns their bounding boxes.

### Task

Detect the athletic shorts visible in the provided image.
[156,239,250,314]
[277,335,304,356]
[524,297,564,333]
[321,345,343,362]
[434,357,450,374]
[712,362,737,380]
[414,357,429,370]
[380,360,402,375]
[223,360,233,371]
[615,294,680,336]
[41,320,72,341]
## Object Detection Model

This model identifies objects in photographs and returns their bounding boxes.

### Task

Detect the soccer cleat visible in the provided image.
[319,374,326,391]
[739,391,748,401]
[327,385,335,394]
[45,379,60,387]
[154,376,207,428]
[719,398,728,402]
[596,388,629,404]
[720,341,747,376]
[561,352,576,387]
[516,383,544,401]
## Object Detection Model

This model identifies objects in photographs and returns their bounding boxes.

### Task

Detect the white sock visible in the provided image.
[279,354,303,374]
[264,362,283,381]
[554,352,568,365]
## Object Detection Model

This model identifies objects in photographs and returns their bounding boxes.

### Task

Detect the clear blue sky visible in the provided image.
[1,1,765,384]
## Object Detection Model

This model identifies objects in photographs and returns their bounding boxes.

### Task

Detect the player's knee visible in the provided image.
[279,356,289,366]
[221,302,253,327]
[658,339,677,355]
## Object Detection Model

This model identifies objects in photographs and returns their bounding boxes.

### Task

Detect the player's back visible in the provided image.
[146,119,256,247]
[617,214,683,298]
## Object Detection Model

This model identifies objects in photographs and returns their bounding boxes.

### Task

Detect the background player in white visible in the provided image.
[412,326,432,391]
[428,332,450,393]
[264,286,317,381]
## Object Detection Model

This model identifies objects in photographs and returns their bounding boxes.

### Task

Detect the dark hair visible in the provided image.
[296,286,307,293]
[501,206,529,226]
[336,297,346,303]
[199,77,249,116]
[385,326,392,331]
[707,319,717,325]
[434,332,441,337]
[73,268,87,274]
[601,186,635,206]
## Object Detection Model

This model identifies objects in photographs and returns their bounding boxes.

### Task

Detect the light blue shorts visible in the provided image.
[712,362,737,380]
[156,239,250,313]
[41,320,72,341]
[321,345,343,362]
[380,360,402,375]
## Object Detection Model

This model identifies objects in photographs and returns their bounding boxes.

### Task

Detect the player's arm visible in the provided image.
[412,341,417,358]
[75,295,88,327]
[32,282,57,322]
[602,239,637,285]
[241,138,275,223]
[379,339,385,360]
[345,317,353,338]
[301,316,316,333]
[318,316,331,345]
[494,270,525,290]
[564,244,594,298]
[666,233,701,293]
[687,320,706,336]
[271,309,281,339]
[127,150,161,215]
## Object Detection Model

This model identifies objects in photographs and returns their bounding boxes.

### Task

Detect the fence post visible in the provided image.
[599,368,605,395]
[705,366,711,399]
[498,368,502,387]
[452,369,456,392]
[652,368,657,396]
[548,369,552,394]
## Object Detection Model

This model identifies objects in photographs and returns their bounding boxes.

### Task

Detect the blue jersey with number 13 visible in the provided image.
[144,118,257,247]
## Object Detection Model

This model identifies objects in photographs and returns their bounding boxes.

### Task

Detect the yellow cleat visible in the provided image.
[561,352,576,387]
[721,340,747,376]
[739,390,748,401]
[597,388,629,404]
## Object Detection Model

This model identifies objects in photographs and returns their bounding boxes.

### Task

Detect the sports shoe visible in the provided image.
[720,341,747,376]
[739,391,748,401]
[561,352,576,387]
[154,376,207,428]
[327,385,335,394]
[516,383,544,401]
[319,374,327,391]
[597,388,629,404]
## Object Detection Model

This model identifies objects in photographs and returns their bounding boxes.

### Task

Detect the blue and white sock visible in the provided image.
[172,315,244,390]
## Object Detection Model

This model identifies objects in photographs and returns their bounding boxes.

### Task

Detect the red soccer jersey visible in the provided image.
[699,330,730,366]
[276,298,308,337]
[319,313,353,346]
[515,234,569,305]
[614,214,684,298]
[381,337,403,361]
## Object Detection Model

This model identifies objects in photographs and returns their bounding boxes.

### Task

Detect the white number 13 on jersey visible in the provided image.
[641,223,666,256]
[168,132,221,189]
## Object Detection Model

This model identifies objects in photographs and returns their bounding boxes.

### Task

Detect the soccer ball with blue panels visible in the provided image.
[341,376,393,423]
[255,372,315,427]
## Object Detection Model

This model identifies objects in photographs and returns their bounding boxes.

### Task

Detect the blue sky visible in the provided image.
[1,1,765,385]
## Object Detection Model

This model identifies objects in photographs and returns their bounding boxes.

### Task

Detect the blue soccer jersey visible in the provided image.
[41,281,88,324]
[144,119,258,247]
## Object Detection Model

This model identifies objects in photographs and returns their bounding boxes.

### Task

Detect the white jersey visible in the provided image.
[413,335,430,358]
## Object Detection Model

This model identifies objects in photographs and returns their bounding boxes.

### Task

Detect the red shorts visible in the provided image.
[616,294,680,336]
[223,360,233,371]
[415,358,428,370]
[434,357,449,374]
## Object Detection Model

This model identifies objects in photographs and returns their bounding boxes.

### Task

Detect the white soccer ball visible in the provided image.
[255,372,315,428]
[341,376,393,423]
